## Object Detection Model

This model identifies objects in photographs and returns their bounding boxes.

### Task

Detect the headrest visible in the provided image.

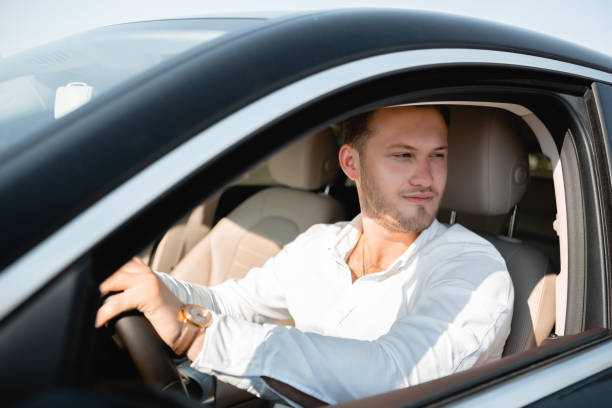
[441,106,529,215]
[268,128,339,190]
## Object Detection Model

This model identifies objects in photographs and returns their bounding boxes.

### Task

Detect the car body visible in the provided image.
[1,8,612,407]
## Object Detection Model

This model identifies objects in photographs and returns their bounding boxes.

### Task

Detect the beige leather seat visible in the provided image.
[441,106,556,355]
[171,129,345,286]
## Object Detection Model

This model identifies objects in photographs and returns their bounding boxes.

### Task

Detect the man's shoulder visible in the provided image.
[286,220,350,249]
[433,222,498,249]
[299,221,351,240]
[443,224,492,246]
[427,221,507,266]
[425,222,513,303]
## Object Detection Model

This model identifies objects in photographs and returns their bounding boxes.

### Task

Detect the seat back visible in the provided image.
[480,234,556,354]
[171,129,345,286]
[442,106,556,355]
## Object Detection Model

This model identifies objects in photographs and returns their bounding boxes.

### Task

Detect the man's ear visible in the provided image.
[339,144,360,181]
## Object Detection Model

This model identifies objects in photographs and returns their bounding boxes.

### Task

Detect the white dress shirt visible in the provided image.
[158,216,514,405]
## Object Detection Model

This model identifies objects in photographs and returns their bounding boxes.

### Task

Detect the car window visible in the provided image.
[529,152,553,179]
[0,18,262,155]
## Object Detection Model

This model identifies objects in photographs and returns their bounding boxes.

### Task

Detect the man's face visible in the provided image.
[355,107,448,233]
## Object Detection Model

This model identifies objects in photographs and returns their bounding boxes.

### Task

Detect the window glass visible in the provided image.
[529,152,553,178]
[0,18,262,154]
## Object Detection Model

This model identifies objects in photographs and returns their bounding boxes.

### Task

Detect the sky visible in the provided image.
[1,0,612,58]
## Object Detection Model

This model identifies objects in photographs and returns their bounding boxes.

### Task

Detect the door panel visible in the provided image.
[0,259,96,405]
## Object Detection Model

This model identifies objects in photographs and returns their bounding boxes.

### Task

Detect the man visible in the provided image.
[96,106,514,405]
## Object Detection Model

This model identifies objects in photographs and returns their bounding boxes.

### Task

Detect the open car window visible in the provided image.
[118,100,565,406]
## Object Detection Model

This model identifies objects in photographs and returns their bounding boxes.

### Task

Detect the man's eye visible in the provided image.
[431,153,446,159]
[393,153,412,158]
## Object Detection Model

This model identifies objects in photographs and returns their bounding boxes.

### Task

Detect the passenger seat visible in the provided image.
[170,129,345,286]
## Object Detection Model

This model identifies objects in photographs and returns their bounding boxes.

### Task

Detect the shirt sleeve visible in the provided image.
[192,248,514,405]
[155,272,221,313]
[156,226,316,323]
[192,226,327,324]
[205,258,290,323]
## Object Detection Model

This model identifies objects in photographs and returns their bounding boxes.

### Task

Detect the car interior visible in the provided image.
[120,104,562,404]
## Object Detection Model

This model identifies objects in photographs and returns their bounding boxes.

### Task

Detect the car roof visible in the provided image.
[258,9,612,73]
[45,9,612,73]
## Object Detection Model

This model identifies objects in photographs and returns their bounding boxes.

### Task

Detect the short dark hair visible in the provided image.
[341,105,450,152]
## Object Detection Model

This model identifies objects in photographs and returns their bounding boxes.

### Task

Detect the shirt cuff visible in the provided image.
[191,312,271,376]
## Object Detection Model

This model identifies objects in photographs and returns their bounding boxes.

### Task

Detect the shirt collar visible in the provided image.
[332,214,443,273]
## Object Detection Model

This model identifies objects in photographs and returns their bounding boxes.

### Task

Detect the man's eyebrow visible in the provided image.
[387,144,448,150]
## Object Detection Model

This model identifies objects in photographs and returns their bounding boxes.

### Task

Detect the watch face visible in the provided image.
[186,305,210,327]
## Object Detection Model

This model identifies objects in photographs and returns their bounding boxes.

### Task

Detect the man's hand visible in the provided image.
[95,257,183,350]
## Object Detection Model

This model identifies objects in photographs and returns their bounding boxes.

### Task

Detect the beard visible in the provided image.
[358,164,440,234]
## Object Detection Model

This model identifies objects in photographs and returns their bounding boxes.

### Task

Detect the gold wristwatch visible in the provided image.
[173,304,213,356]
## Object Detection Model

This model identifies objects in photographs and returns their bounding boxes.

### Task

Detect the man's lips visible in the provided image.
[401,192,436,204]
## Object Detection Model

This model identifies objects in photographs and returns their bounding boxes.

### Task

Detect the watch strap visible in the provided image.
[173,319,200,356]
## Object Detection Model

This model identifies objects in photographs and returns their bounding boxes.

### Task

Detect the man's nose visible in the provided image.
[409,159,433,188]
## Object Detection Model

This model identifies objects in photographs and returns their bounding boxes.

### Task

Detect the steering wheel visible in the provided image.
[111,313,325,407]
[113,312,188,395]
